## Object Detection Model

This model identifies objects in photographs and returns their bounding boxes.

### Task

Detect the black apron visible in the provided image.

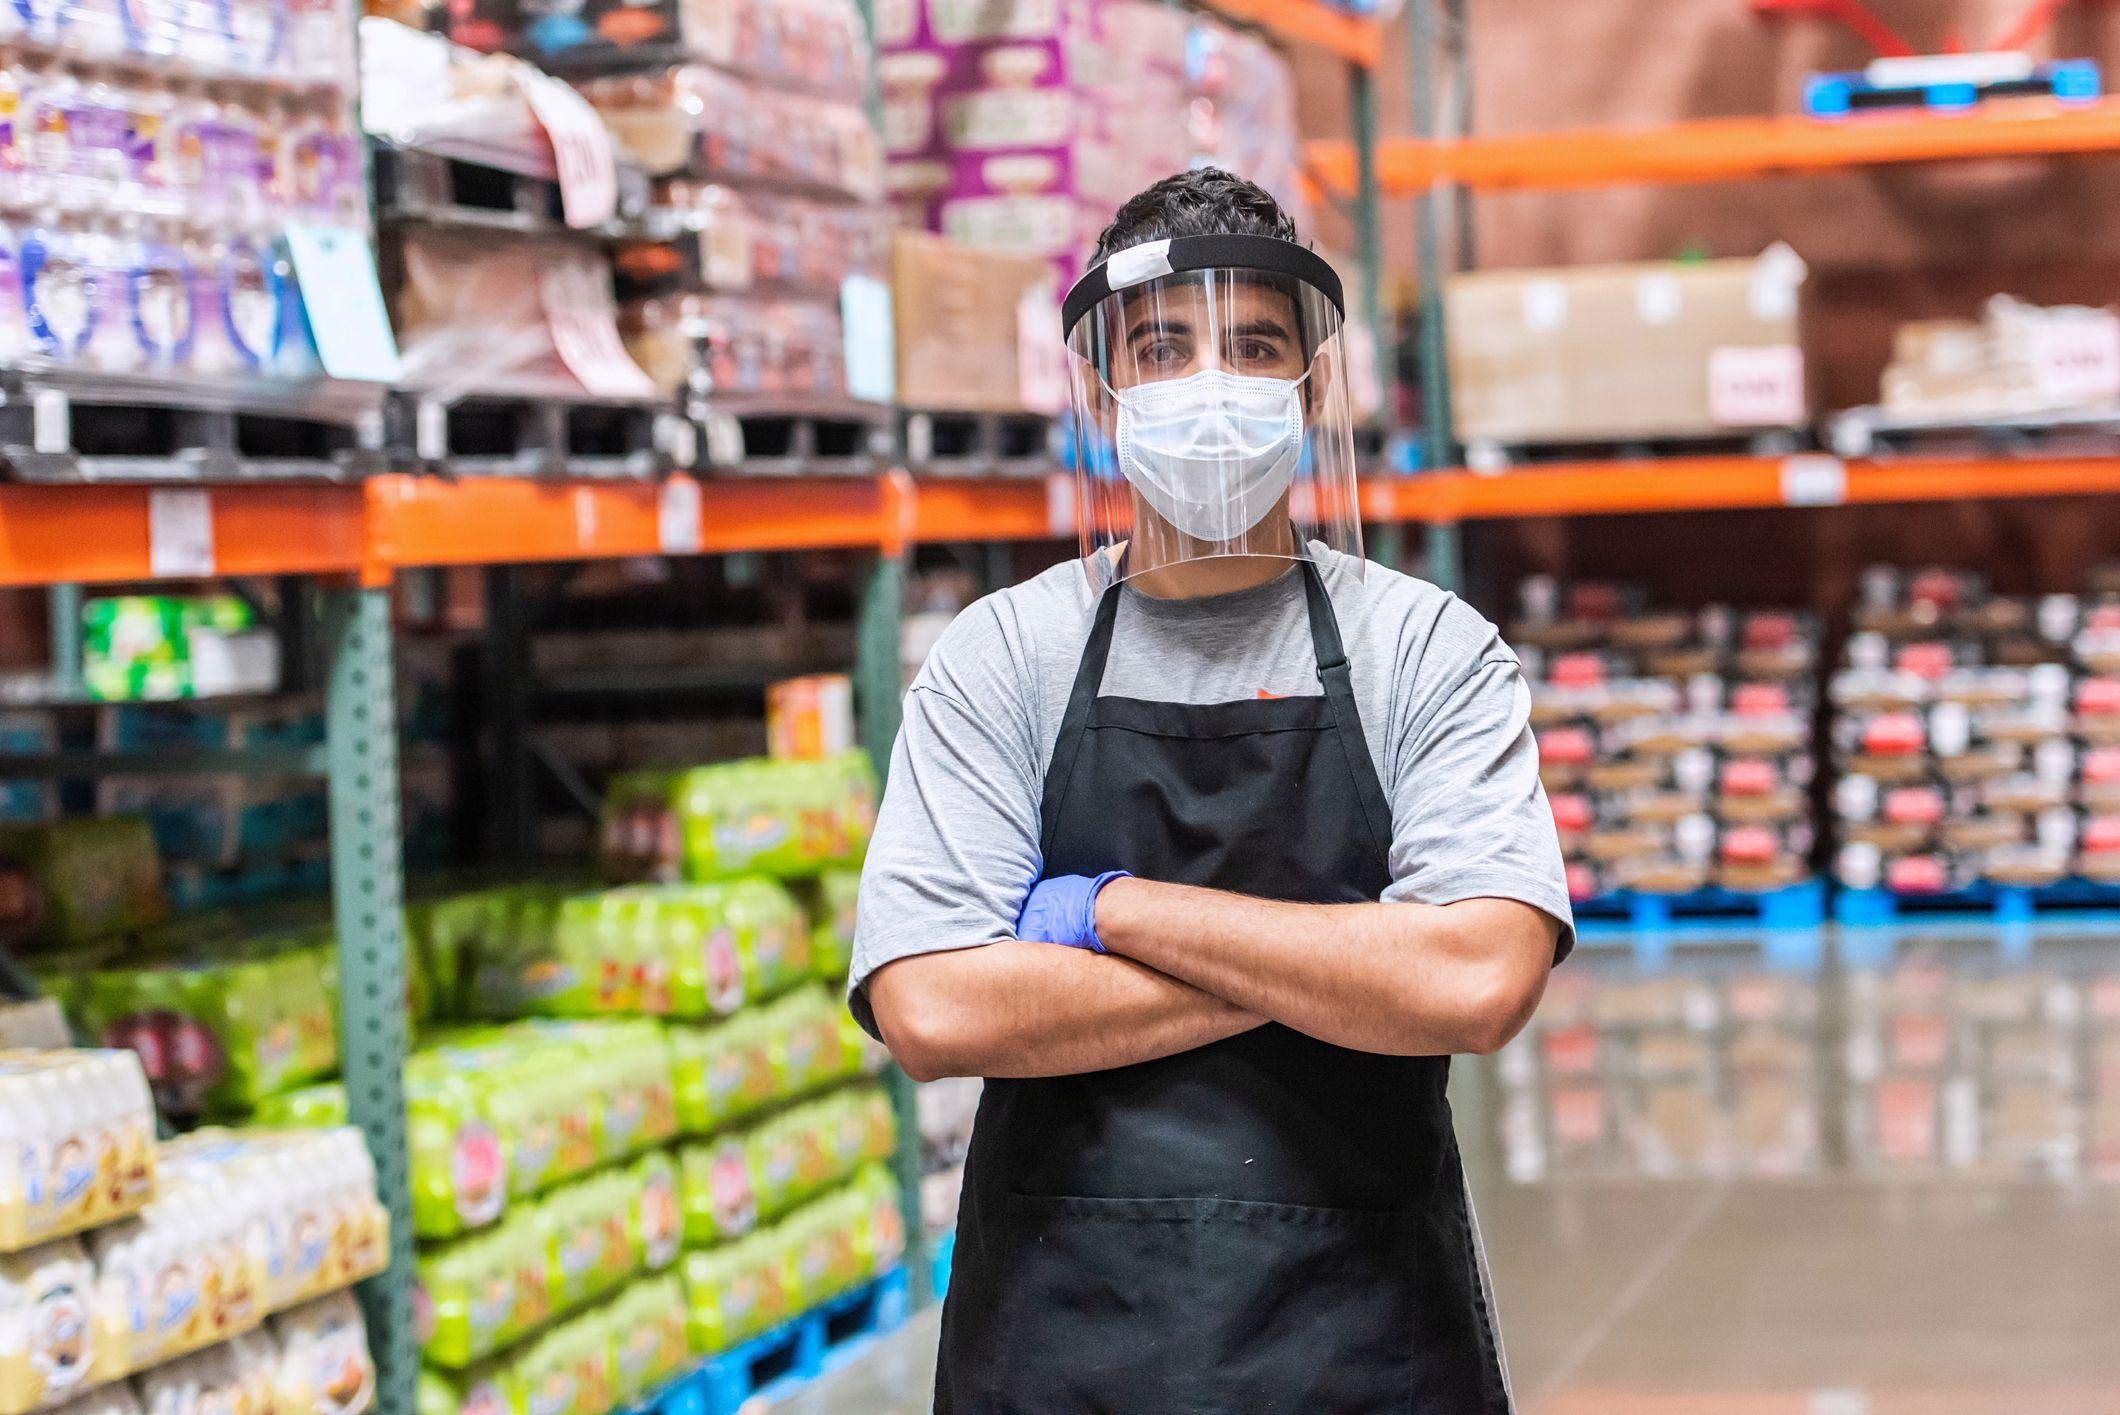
[935,560,1511,1415]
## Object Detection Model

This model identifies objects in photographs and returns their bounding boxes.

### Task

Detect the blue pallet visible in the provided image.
[633,1267,910,1415]
[1804,58,2099,118]
[1835,879,2120,929]
[1574,881,1827,931]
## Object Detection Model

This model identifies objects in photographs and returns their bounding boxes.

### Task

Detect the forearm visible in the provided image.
[1095,880,1552,1056]
[867,939,1261,1081]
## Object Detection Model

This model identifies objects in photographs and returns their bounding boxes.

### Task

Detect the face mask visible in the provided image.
[1113,368,1304,544]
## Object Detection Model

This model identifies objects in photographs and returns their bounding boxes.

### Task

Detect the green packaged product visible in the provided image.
[255,1080,349,1127]
[514,1019,676,1162]
[607,1276,690,1404]
[669,985,864,1136]
[678,1085,894,1247]
[682,1230,798,1356]
[419,1366,518,1415]
[542,1170,641,1314]
[60,937,339,1116]
[0,816,168,949]
[631,1152,682,1272]
[416,1204,556,1369]
[520,1312,613,1415]
[600,753,877,884]
[790,868,861,981]
[404,1062,510,1239]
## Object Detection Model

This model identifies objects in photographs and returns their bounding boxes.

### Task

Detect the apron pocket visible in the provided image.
[991,1194,1200,1414]
[1182,1198,1416,1415]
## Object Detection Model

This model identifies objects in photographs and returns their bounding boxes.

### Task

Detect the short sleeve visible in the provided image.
[1381,654,1575,963]
[847,610,1046,1037]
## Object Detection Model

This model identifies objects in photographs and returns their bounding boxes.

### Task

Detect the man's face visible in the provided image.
[1109,278,1307,392]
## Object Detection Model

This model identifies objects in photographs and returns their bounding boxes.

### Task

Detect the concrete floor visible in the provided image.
[775,925,2120,1413]
[772,1178,2120,1413]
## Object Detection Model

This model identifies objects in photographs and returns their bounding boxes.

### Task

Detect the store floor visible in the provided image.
[777,923,2120,1414]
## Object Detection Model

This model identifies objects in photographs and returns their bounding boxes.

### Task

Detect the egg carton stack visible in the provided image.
[1496,967,1826,1181]
[1512,578,1822,922]
[0,1049,385,1415]
[1830,567,2120,911]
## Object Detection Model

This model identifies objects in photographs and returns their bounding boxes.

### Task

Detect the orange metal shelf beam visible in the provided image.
[0,484,366,588]
[1194,0,1382,67]
[1375,454,2120,523]
[1308,96,2120,195]
[13,458,2120,589]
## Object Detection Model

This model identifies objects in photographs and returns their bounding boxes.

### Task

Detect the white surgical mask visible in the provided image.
[1113,368,1305,544]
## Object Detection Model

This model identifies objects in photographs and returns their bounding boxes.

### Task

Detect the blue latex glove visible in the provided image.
[1014,871,1133,953]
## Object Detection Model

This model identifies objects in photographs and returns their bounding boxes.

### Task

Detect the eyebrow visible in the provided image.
[1229,319,1293,343]
[1126,318,1193,344]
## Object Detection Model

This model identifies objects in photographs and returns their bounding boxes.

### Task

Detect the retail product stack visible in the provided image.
[575,0,893,420]
[360,20,660,461]
[0,1048,387,1415]
[0,0,366,386]
[876,0,1309,288]
[1498,966,1826,1181]
[1830,566,2120,918]
[1512,577,1824,930]
[256,749,912,1415]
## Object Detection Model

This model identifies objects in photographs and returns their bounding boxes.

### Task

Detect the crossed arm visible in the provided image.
[869,881,1559,1082]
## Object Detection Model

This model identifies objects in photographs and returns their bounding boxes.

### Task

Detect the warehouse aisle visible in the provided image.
[781,921,2120,1415]
[774,1178,2120,1414]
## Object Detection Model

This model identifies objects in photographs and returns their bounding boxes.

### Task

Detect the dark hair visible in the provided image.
[1090,168,1302,266]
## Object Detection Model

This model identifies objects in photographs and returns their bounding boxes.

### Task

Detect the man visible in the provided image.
[852,169,1572,1414]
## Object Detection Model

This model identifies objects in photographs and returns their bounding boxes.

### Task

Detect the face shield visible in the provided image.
[1063,235,1361,588]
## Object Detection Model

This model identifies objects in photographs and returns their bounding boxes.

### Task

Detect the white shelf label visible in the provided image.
[148,489,215,578]
[1780,454,1847,507]
[658,478,703,555]
[574,487,599,548]
[1708,344,1806,427]
[2031,316,2120,406]
[1045,472,1077,538]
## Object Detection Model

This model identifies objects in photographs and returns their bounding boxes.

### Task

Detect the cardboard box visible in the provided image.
[1880,296,2120,421]
[890,231,1061,413]
[1446,246,1810,447]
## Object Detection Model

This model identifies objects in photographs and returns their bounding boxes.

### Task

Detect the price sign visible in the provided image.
[149,490,215,578]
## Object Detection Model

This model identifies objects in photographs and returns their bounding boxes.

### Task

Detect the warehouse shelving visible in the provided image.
[1307,93,2120,194]
[1192,0,1385,68]
[21,456,2120,594]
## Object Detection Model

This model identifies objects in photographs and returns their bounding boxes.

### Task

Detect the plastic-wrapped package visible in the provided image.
[0,1051,157,1258]
[617,185,886,297]
[268,1290,374,1415]
[0,1238,97,1413]
[620,290,849,399]
[388,229,615,401]
[582,65,882,198]
[509,0,870,96]
[597,754,876,883]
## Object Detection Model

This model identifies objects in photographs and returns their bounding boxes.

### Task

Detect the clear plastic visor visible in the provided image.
[1066,267,1360,590]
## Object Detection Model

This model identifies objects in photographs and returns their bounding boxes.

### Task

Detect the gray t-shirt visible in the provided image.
[848,551,1574,1037]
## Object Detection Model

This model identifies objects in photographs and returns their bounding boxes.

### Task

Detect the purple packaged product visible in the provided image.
[36,96,157,191]
[19,230,100,361]
[172,118,271,218]
[281,127,365,223]
[209,237,285,372]
[127,242,199,368]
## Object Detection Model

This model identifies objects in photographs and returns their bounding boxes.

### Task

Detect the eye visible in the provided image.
[1233,339,1281,364]
[1139,341,1182,367]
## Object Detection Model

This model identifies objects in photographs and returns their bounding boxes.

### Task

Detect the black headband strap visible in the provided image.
[1061,234,1344,338]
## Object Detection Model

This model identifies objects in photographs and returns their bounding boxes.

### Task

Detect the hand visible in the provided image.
[1014,871,1133,953]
